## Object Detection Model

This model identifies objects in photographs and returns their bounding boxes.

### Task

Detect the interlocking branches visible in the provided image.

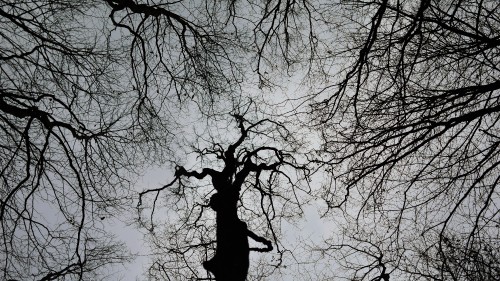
[137,114,312,280]
[0,1,138,279]
[312,0,500,280]
[103,0,242,114]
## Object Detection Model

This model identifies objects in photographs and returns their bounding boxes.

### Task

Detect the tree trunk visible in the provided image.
[203,189,249,281]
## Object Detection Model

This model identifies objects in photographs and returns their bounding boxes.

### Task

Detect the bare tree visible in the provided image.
[312,0,500,280]
[137,111,312,280]
[0,1,139,280]
[12,0,499,280]
[0,0,240,279]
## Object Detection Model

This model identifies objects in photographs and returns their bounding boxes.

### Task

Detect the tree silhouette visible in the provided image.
[0,0,317,279]
[137,113,311,280]
[312,0,500,280]
[0,1,136,279]
[2,0,498,280]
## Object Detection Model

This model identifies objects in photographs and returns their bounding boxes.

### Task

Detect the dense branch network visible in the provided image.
[138,114,310,280]
[311,1,500,280]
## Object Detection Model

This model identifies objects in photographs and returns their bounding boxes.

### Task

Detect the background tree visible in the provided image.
[0,1,137,279]
[312,0,500,280]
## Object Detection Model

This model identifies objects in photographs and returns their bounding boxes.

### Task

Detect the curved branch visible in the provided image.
[248,229,273,253]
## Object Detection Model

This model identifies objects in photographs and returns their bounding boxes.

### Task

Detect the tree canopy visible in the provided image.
[0,0,498,280]
[312,1,500,280]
